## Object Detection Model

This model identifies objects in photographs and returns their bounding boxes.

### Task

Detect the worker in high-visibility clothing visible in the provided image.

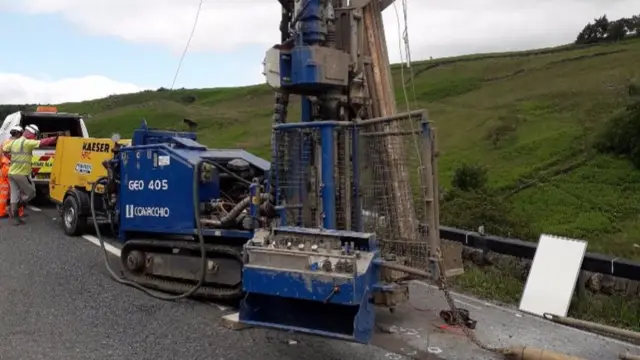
[1,124,57,225]
[0,125,26,219]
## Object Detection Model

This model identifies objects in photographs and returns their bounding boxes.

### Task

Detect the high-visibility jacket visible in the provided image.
[0,159,9,215]
[0,140,24,217]
[1,139,13,166]
[1,136,57,176]
[3,137,40,176]
[0,154,10,211]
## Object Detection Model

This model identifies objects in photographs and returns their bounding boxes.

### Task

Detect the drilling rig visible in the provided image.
[239,0,445,342]
[46,2,631,358]
[52,0,448,346]
[263,0,428,247]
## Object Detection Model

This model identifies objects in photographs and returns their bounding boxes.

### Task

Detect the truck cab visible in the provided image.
[0,106,90,197]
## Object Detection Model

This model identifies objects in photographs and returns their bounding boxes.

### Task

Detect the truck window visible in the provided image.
[22,114,84,139]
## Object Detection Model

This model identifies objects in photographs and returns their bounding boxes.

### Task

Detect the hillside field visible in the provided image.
[58,38,640,261]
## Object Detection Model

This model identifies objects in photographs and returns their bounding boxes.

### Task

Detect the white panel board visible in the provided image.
[519,234,587,317]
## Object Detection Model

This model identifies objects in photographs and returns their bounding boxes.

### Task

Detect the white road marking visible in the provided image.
[209,302,230,311]
[27,205,41,212]
[80,234,231,311]
[81,234,121,257]
[414,280,512,312]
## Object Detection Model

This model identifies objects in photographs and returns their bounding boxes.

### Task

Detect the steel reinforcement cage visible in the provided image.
[271,111,438,270]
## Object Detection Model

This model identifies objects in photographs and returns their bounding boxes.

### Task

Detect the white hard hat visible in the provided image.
[10,125,23,133]
[25,124,39,134]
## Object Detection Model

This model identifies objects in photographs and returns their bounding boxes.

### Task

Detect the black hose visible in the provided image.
[90,158,210,301]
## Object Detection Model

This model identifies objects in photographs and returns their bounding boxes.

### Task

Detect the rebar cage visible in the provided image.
[357,112,438,271]
[271,111,438,271]
[272,121,356,230]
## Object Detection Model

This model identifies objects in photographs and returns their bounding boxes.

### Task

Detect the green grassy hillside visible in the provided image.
[59,38,640,261]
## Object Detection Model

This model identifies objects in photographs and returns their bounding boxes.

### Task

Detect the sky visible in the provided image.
[0,0,636,104]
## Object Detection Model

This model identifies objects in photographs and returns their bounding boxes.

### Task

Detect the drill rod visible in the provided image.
[379,261,432,279]
[544,314,640,343]
[503,346,586,360]
[620,353,640,360]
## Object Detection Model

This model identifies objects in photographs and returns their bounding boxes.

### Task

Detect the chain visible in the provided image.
[388,8,503,354]
[436,257,510,356]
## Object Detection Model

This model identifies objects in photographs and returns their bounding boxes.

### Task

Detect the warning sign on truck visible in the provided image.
[75,162,92,174]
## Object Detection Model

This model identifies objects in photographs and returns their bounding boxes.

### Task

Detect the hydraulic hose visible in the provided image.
[90,158,211,301]
[203,193,272,227]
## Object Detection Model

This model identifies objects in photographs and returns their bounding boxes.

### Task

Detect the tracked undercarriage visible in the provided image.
[120,239,245,301]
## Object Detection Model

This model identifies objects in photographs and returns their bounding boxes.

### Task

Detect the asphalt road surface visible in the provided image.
[1,204,638,360]
[0,205,390,360]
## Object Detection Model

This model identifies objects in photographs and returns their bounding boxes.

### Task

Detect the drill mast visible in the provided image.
[264,0,436,268]
[237,0,443,342]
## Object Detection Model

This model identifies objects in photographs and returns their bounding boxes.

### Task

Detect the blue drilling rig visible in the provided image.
[238,0,441,343]
[72,0,441,346]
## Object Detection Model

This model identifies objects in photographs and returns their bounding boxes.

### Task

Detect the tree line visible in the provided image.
[594,83,640,168]
[576,14,640,44]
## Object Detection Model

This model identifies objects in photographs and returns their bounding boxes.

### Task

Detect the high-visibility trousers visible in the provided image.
[0,160,25,218]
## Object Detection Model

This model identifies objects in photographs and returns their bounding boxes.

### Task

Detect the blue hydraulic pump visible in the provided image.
[94,120,276,301]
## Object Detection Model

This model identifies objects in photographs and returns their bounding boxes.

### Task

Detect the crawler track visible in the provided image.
[120,239,244,301]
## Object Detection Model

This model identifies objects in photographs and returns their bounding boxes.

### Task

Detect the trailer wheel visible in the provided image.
[62,195,87,237]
